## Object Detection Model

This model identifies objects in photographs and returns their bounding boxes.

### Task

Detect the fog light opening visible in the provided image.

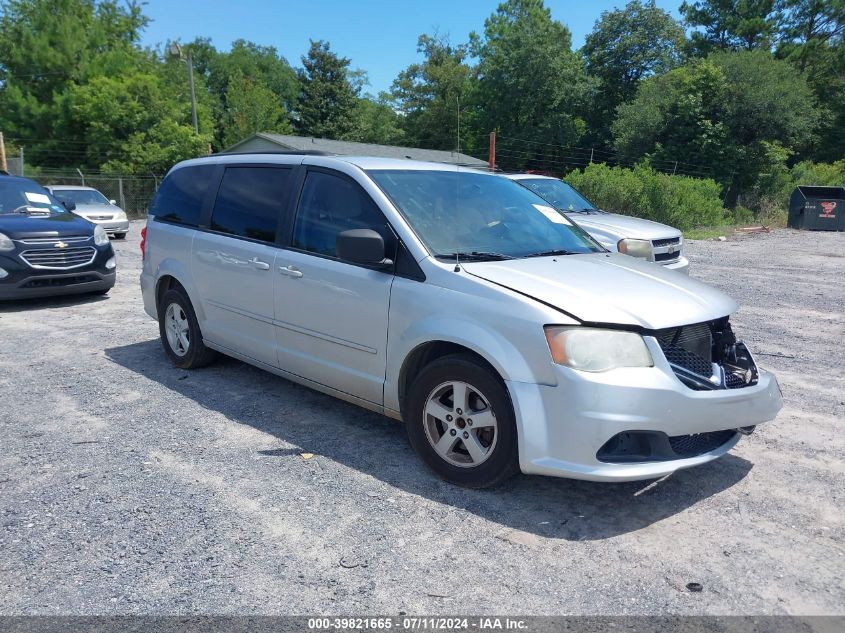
[0,267,8,279]
[105,256,116,270]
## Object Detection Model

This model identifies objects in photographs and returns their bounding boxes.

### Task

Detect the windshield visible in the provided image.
[368,170,602,259]
[0,180,66,215]
[518,178,596,212]
[51,188,110,205]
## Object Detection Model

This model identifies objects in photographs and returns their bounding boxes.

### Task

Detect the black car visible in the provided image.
[0,174,116,299]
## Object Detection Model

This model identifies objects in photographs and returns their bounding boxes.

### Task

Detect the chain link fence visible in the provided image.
[23,168,158,218]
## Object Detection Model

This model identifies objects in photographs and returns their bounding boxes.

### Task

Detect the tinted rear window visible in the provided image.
[150,164,216,227]
[210,166,291,242]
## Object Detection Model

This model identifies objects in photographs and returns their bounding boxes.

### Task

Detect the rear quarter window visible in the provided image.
[149,164,216,227]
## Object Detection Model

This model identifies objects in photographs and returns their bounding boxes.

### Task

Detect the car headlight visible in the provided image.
[0,232,14,252]
[93,224,109,246]
[617,238,652,259]
[114,211,127,220]
[544,326,653,372]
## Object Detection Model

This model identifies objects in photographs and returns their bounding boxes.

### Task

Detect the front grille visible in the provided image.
[90,215,113,221]
[651,236,682,263]
[597,429,738,463]
[662,345,713,376]
[668,430,737,457]
[20,246,97,270]
[20,274,98,289]
[18,235,90,245]
[653,237,681,248]
[655,318,758,390]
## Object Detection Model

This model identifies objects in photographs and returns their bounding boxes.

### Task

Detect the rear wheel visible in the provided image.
[405,354,519,488]
[158,287,216,369]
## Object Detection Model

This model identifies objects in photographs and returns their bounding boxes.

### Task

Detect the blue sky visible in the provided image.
[140,0,682,95]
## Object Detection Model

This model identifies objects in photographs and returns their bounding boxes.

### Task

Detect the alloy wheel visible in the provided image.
[423,380,498,468]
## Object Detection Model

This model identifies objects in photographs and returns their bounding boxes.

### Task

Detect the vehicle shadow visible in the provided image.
[105,339,753,541]
[0,292,109,312]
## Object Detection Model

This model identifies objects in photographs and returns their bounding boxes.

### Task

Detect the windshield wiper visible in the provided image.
[437,251,515,261]
[522,249,578,258]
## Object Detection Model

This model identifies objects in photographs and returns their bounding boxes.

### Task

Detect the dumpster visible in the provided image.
[788,185,845,231]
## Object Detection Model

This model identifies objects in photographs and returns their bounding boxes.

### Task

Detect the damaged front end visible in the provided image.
[654,317,759,391]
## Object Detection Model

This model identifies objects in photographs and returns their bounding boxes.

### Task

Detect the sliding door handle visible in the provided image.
[278,265,303,278]
[249,257,270,271]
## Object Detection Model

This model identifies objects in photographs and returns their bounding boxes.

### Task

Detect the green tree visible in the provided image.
[582,0,685,145]
[182,38,299,149]
[296,40,359,139]
[473,0,592,170]
[0,0,149,166]
[64,72,209,174]
[391,33,475,150]
[351,94,405,145]
[613,51,821,206]
[221,70,292,147]
[681,0,778,53]
[776,1,845,161]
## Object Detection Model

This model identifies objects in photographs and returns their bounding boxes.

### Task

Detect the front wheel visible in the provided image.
[158,287,216,369]
[405,354,519,488]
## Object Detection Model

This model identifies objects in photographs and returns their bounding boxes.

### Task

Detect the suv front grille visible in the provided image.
[651,236,682,263]
[20,246,97,270]
[18,235,90,245]
[655,318,758,391]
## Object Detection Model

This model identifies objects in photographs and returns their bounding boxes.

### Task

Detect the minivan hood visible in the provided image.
[567,211,680,241]
[462,253,736,330]
[0,212,93,239]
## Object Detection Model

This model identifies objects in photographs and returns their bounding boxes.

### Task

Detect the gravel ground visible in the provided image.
[0,223,843,616]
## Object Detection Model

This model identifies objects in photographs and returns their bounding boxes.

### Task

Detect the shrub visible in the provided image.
[565,163,727,230]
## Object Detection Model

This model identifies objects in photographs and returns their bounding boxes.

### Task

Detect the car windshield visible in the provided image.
[518,178,596,212]
[368,169,603,259]
[51,188,110,205]
[0,180,66,215]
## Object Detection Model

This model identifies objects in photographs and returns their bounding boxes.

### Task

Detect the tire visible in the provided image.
[158,287,216,369]
[113,233,126,240]
[405,353,519,488]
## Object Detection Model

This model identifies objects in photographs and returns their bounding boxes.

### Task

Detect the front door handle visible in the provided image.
[278,265,303,278]
[249,257,270,271]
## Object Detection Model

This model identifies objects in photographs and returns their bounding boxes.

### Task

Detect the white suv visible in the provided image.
[140,153,782,488]
[504,174,689,273]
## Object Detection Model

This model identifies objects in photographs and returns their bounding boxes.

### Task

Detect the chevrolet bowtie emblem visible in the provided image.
[55,241,68,249]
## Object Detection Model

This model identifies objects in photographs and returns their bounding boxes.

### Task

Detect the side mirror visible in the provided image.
[336,229,392,267]
[62,200,77,212]
[109,199,117,205]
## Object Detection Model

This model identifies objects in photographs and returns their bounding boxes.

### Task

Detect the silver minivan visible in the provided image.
[140,153,782,488]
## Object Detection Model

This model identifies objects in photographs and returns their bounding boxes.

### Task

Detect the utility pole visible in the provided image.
[169,43,199,134]
[187,51,199,134]
[488,131,496,171]
[0,132,7,173]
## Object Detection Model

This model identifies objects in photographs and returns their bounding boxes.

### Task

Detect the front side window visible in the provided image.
[292,171,394,258]
[150,164,217,227]
[368,170,602,259]
[210,166,291,242]
[51,189,110,206]
[519,178,595,212]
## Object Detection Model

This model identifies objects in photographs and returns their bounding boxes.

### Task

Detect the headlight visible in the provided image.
[105,256,116,270]
[544,326,653,372]
[617,238,652,259]
[115,211,127,220]
[0,232,14,252]
[93,224,109,246]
